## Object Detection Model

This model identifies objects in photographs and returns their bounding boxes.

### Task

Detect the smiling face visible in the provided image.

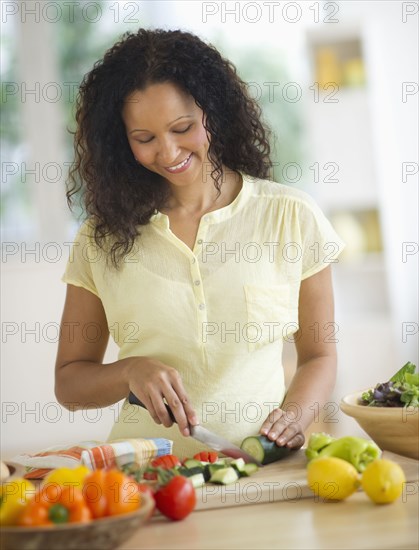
[122,82,211,188]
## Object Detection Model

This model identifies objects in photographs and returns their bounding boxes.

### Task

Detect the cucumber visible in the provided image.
[240,435,292,465]
[241,463,259,477]
[230,458,259,477]
[188,473,205,488]
[209,467,239,485]
[203,464,211,482]
[177,466,204,478]
[230,458,246,473]
[183,458,204,469]
[203,463,225,482]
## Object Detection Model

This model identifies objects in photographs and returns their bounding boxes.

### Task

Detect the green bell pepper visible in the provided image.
[305,432,335,461]
[306,433,381,472]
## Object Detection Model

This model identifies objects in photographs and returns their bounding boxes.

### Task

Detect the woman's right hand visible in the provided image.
[125,357,198,436]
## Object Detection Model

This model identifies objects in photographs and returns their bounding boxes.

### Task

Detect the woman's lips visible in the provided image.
[164,153,193,174]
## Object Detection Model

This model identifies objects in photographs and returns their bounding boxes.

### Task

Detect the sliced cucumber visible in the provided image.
[188,473,205,488]
[183,458,204,469]
[177,466,204,478]
[230,458,259,477]
[209,466,239,485]
[230,458,246,473]
[203,463,225,482]
[241,463,259,477]
[203,464,211,482]
[240,435,292,465]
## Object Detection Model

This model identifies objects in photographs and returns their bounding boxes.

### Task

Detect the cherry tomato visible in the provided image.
[154,476,196,521]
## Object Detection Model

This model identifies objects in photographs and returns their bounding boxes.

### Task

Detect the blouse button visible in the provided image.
[198,303,205,310]
[194,280,201,286]
[197,239,203,245]
[191,258,196,264]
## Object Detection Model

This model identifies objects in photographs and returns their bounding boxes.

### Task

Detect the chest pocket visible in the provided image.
[244,284,298,352]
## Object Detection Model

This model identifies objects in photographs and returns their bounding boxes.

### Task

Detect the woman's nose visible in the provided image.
[157,137,180,165]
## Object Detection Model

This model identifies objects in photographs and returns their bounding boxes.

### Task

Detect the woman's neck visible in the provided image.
[163,168,242,217]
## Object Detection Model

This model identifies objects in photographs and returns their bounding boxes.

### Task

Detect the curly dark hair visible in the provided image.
[67,28,273,268]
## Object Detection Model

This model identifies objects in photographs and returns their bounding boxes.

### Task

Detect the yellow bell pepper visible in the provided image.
[42,465,91,489]
[0,478,36,525]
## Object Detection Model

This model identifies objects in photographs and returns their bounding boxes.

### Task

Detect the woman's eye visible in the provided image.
[134,124,192,144]
[173,124,192,134]
[136,137,154,144]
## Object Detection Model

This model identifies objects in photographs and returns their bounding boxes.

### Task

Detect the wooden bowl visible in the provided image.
[0,493,155,550]
[340,391,419,460]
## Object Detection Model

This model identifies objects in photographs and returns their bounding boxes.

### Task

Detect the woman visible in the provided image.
[56,28,344,457]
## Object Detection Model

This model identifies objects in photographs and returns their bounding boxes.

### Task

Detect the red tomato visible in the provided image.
[154,476,196,521]
[193,451,219,463]
[151,455,181,469]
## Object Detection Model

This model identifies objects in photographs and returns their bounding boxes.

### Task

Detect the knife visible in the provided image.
[128,392,262,466]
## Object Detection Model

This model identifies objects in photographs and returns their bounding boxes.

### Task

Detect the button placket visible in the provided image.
[192,227,208,335]
[191,260,206,312]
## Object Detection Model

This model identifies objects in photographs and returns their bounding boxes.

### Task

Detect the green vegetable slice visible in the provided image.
[240,435,291,465]
[209,467,239,485]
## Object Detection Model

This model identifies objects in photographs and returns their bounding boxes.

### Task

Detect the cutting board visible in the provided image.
[195,449,419,510]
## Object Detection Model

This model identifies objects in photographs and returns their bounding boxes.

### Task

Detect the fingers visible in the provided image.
[260,408,284,435]
[170,374,199,428]
[260,408,305,450]
[129,360,197,437]
[146,385,191,435]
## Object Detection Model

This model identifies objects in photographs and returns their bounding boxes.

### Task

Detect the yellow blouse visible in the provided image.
[62,174,345,457]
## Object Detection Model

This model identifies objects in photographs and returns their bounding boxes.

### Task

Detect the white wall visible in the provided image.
[1,258,121,459]
[362,2,419,364]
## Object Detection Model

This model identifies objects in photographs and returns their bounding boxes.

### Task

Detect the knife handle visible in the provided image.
[128,391,177,423]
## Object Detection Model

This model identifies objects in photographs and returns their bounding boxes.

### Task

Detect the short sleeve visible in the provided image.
[297,198,346,280]
[61,220,100,297]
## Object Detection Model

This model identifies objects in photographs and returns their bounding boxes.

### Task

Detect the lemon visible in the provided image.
[307,456,360,500]
[361,459,405,504]
[0,478,36,525]
[43,465,91,489]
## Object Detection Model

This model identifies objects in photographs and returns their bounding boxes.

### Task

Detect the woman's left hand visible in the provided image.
[260,408,305,449]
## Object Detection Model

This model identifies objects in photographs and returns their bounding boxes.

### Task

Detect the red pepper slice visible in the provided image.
[193,451,219,463]
[151,454,181,469]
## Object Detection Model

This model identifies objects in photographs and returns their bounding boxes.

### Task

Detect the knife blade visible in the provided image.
[128,392,262,466]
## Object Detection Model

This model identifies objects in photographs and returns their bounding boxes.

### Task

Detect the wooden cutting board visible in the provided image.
[195,449,419,510]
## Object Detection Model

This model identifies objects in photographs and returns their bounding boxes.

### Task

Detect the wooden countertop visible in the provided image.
[123,489,419,549]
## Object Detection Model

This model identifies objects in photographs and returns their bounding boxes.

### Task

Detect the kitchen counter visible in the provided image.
[123,489,419,549]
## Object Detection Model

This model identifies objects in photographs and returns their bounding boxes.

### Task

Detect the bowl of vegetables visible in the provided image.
[341,362,419,460]
[0,469,155,550]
